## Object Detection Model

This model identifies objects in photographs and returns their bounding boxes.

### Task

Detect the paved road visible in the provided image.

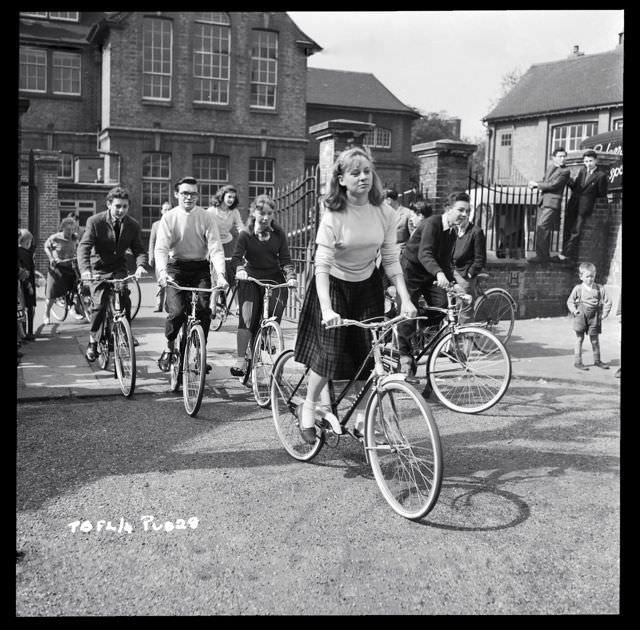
[16,279,621,615]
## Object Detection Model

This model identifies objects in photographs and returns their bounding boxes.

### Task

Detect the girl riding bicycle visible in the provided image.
[230,194,297,377]
[293,147,416,444]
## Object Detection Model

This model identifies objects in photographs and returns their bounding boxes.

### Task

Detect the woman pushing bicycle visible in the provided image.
[293,147,416,444]
[230,194,297,377]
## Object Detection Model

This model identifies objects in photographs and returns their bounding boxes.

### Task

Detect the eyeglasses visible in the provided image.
[178,191,198,197]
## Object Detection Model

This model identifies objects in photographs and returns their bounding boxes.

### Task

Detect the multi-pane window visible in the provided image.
[250,30,277,109]
[19,46,47,92]
[142,153,171,231]
[551,122,598,152]
[193,13,230,104]
[58,154,74,179]
[365,127,392,149]
[143,18,172,100]
[249,158,274,200]
[612,118,623,130]
[59,200,95,228]
[500,133,512,146]
[193,156,229,207]
[48,12,79,21]
[52,51,81,95]
[20,12,47,18]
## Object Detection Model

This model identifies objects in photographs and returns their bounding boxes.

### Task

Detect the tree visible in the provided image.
[411,110,459,145]
[487,66,524,113]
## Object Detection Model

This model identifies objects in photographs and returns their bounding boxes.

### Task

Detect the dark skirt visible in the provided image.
[46,263,76,299]
[294,268,384,380]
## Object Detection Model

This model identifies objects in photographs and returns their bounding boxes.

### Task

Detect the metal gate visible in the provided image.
[467,170,570,259]
[274,165,320,321]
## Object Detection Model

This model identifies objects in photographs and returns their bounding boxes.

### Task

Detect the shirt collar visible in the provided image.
[442,213,452,232]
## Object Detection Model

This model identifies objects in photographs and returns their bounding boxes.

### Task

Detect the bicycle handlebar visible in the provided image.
[82,273,138,284]
[325,313,412,331]
[242,276,296,290]
[166,280,224,295]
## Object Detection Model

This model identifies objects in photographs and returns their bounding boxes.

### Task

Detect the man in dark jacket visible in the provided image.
[453,213,486,323]
[77,186,148,363]
[397,191,469,375]
[560,149,609,262]
[527,147,571,263]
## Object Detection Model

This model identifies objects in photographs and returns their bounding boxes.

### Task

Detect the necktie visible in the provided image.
[114,219,121,242]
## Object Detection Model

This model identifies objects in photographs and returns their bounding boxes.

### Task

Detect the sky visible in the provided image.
[288,10,625,140]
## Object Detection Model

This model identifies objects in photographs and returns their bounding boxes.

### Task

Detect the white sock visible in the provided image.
[301,400,316,429]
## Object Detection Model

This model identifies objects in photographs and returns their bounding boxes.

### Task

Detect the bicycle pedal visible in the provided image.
[318,410,343,435]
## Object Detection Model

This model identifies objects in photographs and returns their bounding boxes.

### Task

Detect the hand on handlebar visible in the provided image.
[321,307,341,327]
[287,278,298,289]
[236,269,248,281]
[215,275,229,290]
[159,272,174,287]
[435,272,450,290]
[400,300,418,318]
[134,265,148,280]
[81,270,92,281]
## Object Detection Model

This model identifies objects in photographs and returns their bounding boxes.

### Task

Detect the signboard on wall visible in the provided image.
[581,129,622,190]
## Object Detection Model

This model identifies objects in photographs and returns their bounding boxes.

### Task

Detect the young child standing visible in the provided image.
[566,262,612,370]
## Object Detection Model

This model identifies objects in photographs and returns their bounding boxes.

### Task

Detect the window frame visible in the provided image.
[19,46,47,93]
[192,14,231,105]
[550,121,598,153]
[58,153,74,180]
[52,50,82,96]
[365,126,392,150]
[193,155,229,207]
[142,17,173,102]
[141,152,172,232]
[612,118,623,130]
[250,29,278,110]
[248,157,275,200]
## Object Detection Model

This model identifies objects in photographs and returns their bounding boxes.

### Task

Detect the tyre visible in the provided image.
[427,327,511,413]
[473,288,516,345]
[113,318,136,397]
[50,295,69,322]
[183,324,207,417]
[97,320,111,371]
[210,294,225,332]
[76,284,93,322]
[169,325,185,392]
[241,341,252,387]
[271,349,324,461]
[251,321,283,408]
[129,277,141,321]
[365,378,442,521]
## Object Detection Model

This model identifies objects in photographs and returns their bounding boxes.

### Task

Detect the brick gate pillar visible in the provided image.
[412,139,477,213]
[309,119,375,196]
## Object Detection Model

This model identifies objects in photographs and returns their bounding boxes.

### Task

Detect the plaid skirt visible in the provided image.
[294,268,384,379]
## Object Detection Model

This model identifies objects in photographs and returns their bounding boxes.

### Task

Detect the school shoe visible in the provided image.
[399,354,419,384]
[574,361,588,371]
[85,341,98,362]
[593,360,609,370]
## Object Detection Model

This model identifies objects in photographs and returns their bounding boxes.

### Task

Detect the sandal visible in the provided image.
[85,341,98,362]
[157,350,173,372]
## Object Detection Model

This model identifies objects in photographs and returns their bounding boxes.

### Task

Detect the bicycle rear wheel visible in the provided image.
[50,295,69,322]
[428,327,511,413]
[366,377,442,521]
[473,288,516,345]
[113,317,136,397]
[183,324,207,417]
[271,349,324,461]
[210,291,226,332]
[251,321,283,408]
[169,325,185,392]
[76,284,93,322]
[129,277,141,321]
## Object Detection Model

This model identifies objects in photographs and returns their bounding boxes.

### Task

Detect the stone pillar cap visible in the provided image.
[412,138,477,155]
[309,119,374,139]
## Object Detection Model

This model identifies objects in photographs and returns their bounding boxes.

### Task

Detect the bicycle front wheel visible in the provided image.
[183,324,207,417]
[271,349,324,461]
[129,277,141,321]
[210,292,225,332]
[366,377,442,521]
[98,318,111,370]
[169,325,185,392]
[251,321,283,408]
[473,288,516,345]
[50,296,69,322]
[76,285,93,322]
[114,317,136,397]
[428,327,511,414]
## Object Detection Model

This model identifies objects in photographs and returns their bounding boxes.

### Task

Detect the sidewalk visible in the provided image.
[16,278,621,402]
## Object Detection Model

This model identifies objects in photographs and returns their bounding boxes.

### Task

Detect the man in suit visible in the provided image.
[397,191,470,376]
[148,201,171,311]
[78,186,148,363]
[559,149,609,262]
[527,147,571,263]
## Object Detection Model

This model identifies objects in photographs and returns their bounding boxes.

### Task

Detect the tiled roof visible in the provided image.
[484,46,623,121]
[307,68,417,115]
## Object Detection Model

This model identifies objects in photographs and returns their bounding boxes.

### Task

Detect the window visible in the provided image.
[612,118,623,130]
[58,154,74,179]
[19,46,47,92]
[249,158,274,199]
[551,122,598,152]
[20,12,48,18]
[52,51,81,95]
[143,18,172,100]
[500,133,512,147]
[59,200,96,228]
[364,127,392,149]
[193,156,229,207]
[250,30,277,109]
[49,12,79,22]
[193,12,230,105]
[142,153,171,230]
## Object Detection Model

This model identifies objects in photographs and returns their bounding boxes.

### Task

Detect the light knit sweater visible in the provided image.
[154,205,226,277]
[207,206,244,244]
[315,201,401,282]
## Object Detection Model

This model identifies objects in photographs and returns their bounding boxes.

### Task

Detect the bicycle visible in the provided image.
[210,282,239,331]
[236,277,297,408]
[165,281,224,417]
[270,313,443,521]
[49,257,93,323]
[471,272,517,345]
[392,284,511,414]
[84,274,138,397]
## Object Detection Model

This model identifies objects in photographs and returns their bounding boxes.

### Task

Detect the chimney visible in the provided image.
[447,117,461,140]
[618,31,624,46]
[570,45,584,57]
